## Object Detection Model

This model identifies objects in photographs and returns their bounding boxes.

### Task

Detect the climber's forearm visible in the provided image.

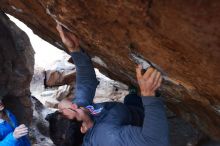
[70,49,99,107]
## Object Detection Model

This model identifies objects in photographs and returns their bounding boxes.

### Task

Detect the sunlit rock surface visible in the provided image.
[0,12,34,125]
[1,0,220,140]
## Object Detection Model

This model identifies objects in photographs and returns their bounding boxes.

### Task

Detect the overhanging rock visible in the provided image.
[0,0,220,140]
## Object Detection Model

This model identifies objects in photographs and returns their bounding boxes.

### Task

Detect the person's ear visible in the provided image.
[80,125,87,134]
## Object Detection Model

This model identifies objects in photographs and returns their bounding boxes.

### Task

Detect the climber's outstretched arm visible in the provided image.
[56,24,98,107]
[70,50,99,107]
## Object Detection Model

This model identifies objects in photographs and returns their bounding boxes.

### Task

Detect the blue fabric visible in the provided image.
[124,93,143,108]
[71,50,169,146]
[0,110,31,146]
[124,94,144,126]
[70,50,99,107]
[82,98,169,146]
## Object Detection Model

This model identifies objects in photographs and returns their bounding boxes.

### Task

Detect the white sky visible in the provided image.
[7,14,69,69]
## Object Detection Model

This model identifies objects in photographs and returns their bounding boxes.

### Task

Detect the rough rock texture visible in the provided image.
[1,0,220,140]
[0,12,34,125]
[46,69,76,87]
[30,96,55,146]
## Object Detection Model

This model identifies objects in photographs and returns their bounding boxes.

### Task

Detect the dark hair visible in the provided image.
[46,111,85,146]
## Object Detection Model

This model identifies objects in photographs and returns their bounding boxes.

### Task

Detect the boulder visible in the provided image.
[0,0,220,140]
[30,96,55,146]
[0,12,34,125]
[46,69,76,87]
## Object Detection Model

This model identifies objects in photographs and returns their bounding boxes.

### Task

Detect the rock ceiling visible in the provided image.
[0,0,220,140]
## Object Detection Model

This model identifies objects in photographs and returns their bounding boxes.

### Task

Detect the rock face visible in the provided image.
[45,69,76,87]
[30,96,55,146]
[0,12,34,125]
[0,0,220,140]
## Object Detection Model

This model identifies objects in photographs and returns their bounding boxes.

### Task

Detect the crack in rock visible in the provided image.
[46,7,72,32]
[11,6,23,13]
[129,52,166,76]
[92,56,107,68]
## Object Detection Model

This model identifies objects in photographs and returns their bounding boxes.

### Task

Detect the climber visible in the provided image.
[56,24,169,146]
[0,98,31,146]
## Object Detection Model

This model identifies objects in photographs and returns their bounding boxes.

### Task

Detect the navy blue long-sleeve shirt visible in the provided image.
[71,50,169,146]
[71,50,99,107]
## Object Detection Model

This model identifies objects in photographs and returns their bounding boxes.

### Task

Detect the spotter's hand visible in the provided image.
[13,124,28,139]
